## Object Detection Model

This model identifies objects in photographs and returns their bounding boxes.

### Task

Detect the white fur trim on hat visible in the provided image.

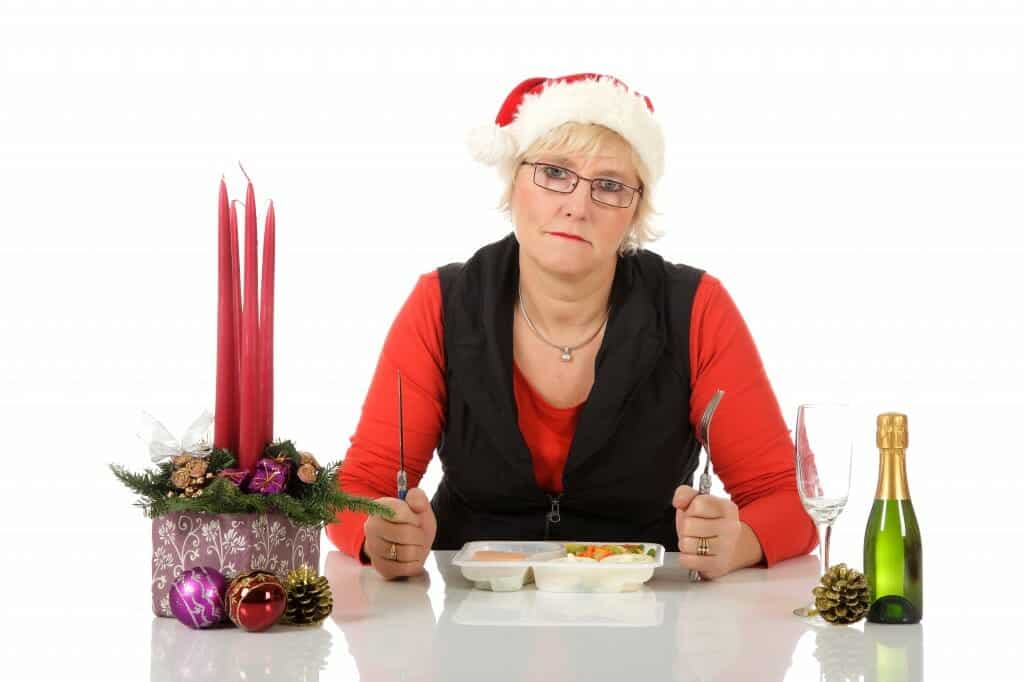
[466,122,519,166]
[468,75,665,183]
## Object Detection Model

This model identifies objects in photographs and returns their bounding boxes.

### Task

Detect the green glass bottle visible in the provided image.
[863,412,923,624]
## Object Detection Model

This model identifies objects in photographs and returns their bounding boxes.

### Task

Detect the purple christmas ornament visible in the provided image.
[169,566,228,629]
[245,457,291,495]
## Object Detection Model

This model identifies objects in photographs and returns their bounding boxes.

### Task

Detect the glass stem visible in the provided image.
[814,523,825,576]
[823,523,832,572]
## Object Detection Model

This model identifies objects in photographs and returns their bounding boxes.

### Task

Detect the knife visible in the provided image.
[396,369,408,501]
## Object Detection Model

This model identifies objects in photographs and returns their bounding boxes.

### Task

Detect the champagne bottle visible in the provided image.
[863,412,923,624]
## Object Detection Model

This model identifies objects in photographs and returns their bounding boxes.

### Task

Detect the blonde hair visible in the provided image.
[494,122,663,255]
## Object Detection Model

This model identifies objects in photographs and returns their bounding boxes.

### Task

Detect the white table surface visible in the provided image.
[4,539,1013,682]
[132,549,976,682]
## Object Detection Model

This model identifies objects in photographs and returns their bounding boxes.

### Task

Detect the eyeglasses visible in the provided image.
[521,161,643,209]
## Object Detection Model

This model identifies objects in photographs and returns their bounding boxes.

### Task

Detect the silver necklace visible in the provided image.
[517,286,610,362]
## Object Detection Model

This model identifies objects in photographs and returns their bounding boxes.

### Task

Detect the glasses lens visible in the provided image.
[533,163,576,192]
[592,179,634,208]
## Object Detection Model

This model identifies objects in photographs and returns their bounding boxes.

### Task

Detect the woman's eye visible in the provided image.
[597,180,624,192]
[543,165,568,179]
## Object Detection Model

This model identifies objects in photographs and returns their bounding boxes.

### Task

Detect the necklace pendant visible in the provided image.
[560,347,572,362]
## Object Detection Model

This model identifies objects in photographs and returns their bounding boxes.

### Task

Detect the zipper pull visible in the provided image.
[547,494,561,524]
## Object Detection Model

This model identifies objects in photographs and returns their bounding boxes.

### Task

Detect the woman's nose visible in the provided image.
[561,179,592,215]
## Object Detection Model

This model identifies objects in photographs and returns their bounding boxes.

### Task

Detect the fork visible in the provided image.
[688,388,725,582]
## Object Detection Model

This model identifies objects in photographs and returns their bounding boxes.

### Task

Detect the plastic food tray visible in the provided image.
[451,540,665,593]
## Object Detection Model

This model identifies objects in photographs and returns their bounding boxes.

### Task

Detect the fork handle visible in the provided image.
[687,474,713,582]
[688,484,705,583]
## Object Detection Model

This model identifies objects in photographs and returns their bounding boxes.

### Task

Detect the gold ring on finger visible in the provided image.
[386,542,398,561]
[696,536,711,556]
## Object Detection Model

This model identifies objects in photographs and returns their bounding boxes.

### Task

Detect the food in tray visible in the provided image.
[563,543,657,561]
[547,555,599,564]
[597,553,657,564]
[471,550,529,562]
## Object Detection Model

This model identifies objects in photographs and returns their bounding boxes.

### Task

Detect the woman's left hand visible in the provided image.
[672,485,743,580]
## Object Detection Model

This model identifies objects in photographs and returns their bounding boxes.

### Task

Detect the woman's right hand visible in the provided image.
[362,487,438,580]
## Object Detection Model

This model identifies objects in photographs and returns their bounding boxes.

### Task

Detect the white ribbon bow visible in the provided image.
[138,409,214,463]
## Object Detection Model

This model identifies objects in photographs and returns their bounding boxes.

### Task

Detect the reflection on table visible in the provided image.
[149,549,923,682]
[150,616,332,682]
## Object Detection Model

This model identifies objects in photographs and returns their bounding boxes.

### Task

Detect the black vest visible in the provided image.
[430,233,705,550]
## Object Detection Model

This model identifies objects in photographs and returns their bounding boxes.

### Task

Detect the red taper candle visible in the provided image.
[237,177,262,472]
[214,178,239,454]
[229,200,242,402]
[259,200,275,448]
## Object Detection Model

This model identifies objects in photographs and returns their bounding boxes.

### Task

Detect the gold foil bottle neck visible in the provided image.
[876,412,908,449]
[875,412,910,500]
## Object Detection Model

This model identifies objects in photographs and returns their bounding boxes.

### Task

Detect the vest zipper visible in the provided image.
[544,493,562,539]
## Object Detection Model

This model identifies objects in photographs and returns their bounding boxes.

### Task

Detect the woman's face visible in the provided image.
[510,140,640,279]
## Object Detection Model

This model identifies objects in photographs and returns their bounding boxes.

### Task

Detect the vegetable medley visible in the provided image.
[564,543,657,560]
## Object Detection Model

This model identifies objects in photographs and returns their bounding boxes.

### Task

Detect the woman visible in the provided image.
[326,73,817,580]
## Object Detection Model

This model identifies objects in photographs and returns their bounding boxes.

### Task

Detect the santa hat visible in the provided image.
[466,73,664,186]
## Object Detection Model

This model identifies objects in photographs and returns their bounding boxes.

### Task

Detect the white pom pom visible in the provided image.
[466,123,517,166]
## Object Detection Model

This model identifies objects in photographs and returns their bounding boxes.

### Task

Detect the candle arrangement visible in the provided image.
[111,167,393,626]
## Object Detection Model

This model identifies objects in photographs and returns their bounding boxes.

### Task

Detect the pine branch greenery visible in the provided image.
[110,440,394,527]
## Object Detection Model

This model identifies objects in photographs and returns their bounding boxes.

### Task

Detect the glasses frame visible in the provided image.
[520,161,643,209]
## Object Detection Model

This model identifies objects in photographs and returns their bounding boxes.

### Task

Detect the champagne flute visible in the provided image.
[792,402,853,618]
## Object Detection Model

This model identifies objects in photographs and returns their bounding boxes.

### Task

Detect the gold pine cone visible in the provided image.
[813,563,871,625]
[187,459,208,478]
[280,565,333,626]
[170,468,192,489]
[297,463,318,484]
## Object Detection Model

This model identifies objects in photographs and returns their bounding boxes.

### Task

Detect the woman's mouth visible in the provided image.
[548,231,587,243]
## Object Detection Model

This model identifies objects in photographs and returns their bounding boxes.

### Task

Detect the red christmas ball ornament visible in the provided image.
[226,570,287,632]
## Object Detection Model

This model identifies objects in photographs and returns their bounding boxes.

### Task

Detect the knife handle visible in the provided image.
[397,470,407,501]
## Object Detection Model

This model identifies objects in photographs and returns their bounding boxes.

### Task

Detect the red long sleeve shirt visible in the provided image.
[326,270,818,567]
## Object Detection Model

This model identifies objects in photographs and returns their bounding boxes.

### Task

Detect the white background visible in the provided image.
[1,1,1022,680]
